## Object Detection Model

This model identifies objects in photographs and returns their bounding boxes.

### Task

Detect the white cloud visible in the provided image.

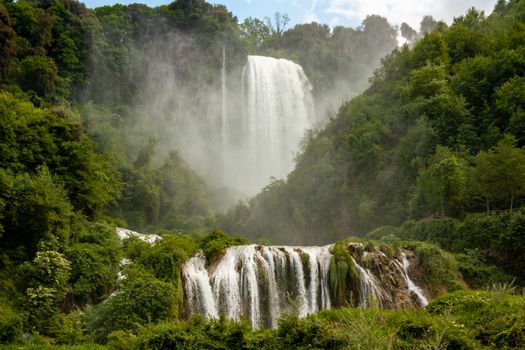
[324,0,495,29]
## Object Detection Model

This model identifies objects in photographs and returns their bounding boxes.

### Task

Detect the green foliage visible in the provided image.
[240,17,270,51]
[127,234,197,284]
[129,292,525,350]
[427,290,525,348]
[275,312,342,349]
[0,7,17,82]
[458,211,525,284]
[114,150,212,233]
[0,92,121,220]
[329,240,360,306]
[472,135,525,210]
[0,166,73,257]
[398,218,461,250]
[85,267,178,343]
[387,210,525,286]
[48,311,85,345]
[17,55,61,102]
[106,330,138,350]
[332,308,393,349]
[406,242,463,293]
[454,249,512,289]
[365,225,401,241]
[199,230,248,264]
[411,146,468,217]
[23,250,71,332]
[0,303,22,344]
[136,316,252,350]
[67,222,122,305]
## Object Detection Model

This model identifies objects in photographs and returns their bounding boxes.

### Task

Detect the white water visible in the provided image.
[116,227,162,244]
[182,256,218,319]
[183,245,332,328]
[183,245,430,328]
[224,56,314,195]
[399,252,429,306]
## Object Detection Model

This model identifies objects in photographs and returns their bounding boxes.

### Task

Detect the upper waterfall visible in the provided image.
[223,56,314,195]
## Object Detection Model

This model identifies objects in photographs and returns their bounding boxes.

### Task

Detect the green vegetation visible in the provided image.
[6,290,520,349]
[223,0,525,246]
[1,0,525,348]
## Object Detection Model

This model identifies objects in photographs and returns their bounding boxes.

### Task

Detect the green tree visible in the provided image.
[240,17,270,51]
[412,146,468,217]
[0,7,17,82]
[17,55,60,101]
[67,223,122,305]
[472,135,525,209]
[24,250,71,331]
[85,268,178,342]
[264,12,290,37]
[494,77,525,144]
[0,166,73,256]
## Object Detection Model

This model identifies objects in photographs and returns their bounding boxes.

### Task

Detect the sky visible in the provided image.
[82,0,497,30]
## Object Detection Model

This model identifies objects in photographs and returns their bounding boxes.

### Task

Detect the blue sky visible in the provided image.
[82,0,497,30]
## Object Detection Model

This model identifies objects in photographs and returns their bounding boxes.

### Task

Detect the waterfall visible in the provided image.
[183,245,332,328]
[182,244,429,328]
[182,256,218,319]
[225,56,313,194]
[353,256,384,308]
[398,252,429,306]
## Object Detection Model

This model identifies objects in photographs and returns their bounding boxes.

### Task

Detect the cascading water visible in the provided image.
[224,56,314,195]
[183,245,332,328]
[398,252,429,306]
[182,256,218,319]
[182,244,429,328]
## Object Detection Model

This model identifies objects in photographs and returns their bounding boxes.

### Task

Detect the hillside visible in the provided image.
[221,0,525,245]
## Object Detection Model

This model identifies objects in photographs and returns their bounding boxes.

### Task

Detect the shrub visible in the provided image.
[0,303,22,343]
[85,267,178,342]
[107,330,138,350]
[48,311,84,345]
[408,242,463,293]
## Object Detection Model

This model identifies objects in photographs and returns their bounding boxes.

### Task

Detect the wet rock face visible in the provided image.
[358,250,419,309]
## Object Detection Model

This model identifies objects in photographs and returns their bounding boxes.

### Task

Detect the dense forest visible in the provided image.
[0,0,524,348]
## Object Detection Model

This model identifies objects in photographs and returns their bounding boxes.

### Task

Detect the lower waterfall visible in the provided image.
[182,244,429,328]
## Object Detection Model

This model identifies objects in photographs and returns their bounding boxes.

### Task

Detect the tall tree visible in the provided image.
[473,135,525,210]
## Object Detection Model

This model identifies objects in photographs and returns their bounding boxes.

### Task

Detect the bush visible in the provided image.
[48,311,84,345]
[136,316,251,350]
[199,231,248,264]
[85,267,178,342]
[0,303,23,343]
[399,218,461,250]
[455,249,512,289]
[107,330,138,350]
[67,222,122,305]
[408,242,463,293]
[427,290,525,347]
[365,225,400,240]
